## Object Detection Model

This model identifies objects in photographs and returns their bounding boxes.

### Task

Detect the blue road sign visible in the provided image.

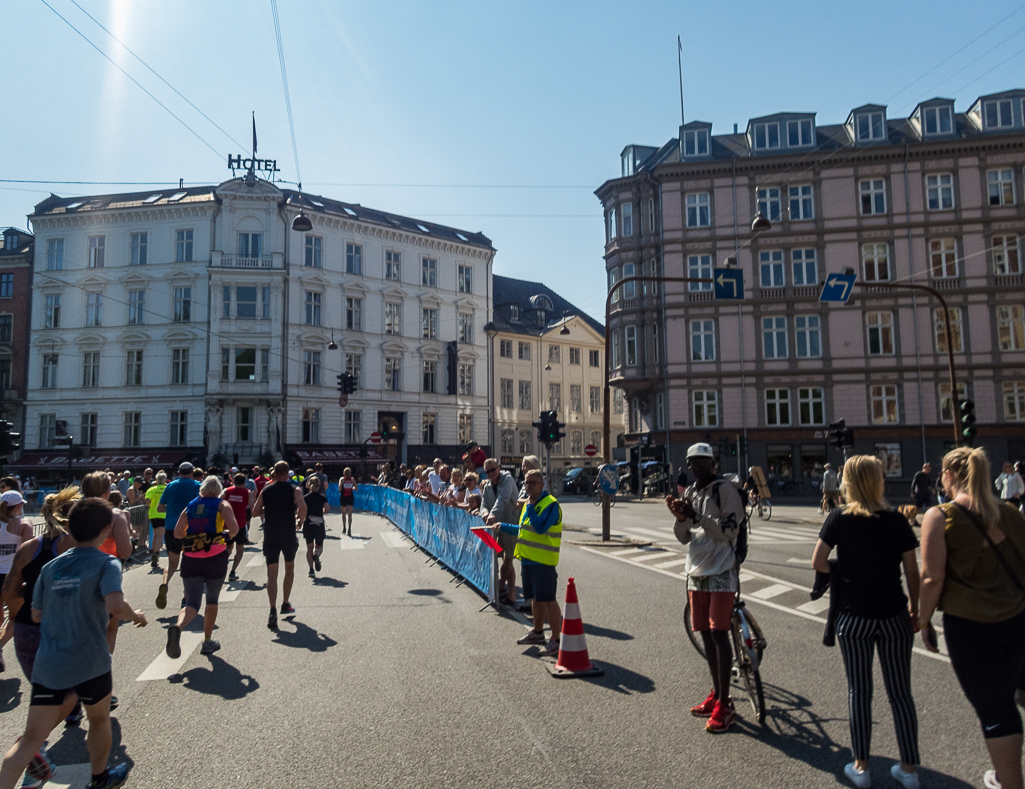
[713,268,744,300]
[597,464,619,496]
[820,273,857,303]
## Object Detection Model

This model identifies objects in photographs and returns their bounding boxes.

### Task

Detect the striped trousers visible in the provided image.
[836,610,920,765]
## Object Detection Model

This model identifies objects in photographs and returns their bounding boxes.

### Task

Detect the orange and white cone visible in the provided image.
[546,577,604,678]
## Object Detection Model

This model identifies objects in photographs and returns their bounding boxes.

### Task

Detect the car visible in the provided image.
[559,466,598,495]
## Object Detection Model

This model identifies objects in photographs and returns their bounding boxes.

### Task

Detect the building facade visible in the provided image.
[0,227,34,443]
[18,176,494,478]
[598,88,1025,496]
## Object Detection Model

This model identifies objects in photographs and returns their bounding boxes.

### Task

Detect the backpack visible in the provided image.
[711,478,750,566]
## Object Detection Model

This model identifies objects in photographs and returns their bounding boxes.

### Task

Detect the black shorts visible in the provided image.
[31,671,113,707]
[521,564,558,603]
[303,520,326,544]
[150,518,165,530]
[263,537,299,565]
[230,525,249,545]
[340,494,354,507]
[164,531,183,554]
[181,551,229,609]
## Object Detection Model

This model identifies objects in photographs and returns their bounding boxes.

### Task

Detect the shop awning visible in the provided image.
[5,449,190,473]
[291,447,386,464]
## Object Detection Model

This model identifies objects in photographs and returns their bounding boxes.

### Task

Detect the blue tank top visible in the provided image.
[184,496,226,553]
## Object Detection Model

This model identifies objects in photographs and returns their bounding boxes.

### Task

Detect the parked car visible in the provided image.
[560,466,598,495]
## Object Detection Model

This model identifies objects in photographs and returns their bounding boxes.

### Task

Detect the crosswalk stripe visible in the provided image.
[747,583,792,600]
[136,632,204,681]
[609,547,651,557]
[246,554,266,568]
[620,527,678,541]
[339,538,366,550]
[631,551,674,563]
[652,557,689,570]
[46,762,93,788]
[796,597,831,614]
[737,571,757,584]
[380,531,408,548]
[750,524,819,538]
[219,578,248,603]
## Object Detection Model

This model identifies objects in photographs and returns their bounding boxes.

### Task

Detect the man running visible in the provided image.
[221,473,253,582]
[145,472,167,568]
[155,463,200,610]
[302,477,329,580]
[251,462,306,631]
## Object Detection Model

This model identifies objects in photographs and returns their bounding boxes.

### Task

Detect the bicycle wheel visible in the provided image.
[758,500,772,521]
[745,501,755,520]
[731,613,766,724]
[682,600,706,659]
[592,490,602,506]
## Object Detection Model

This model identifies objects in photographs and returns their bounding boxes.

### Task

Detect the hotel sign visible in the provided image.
[228,155,280,173]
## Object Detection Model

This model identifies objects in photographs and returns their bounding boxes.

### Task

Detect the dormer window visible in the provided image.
[922,105,953,135]
[4,234,16,251]
[856,112,886,141]
[752,122,780,151]
[509,305,519,322]
[536,310,546,326]
[683,129,709,157]
[787,119,814,147]
[984,99,1014,129]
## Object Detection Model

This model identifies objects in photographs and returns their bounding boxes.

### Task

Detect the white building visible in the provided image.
[18,176,495,478]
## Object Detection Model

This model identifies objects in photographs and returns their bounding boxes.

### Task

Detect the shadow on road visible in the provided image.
[409,588,442,596]
[50,712,132,770]
[172,654,260,699]
[0,677,22,714]
[272,619,338,652]
[580,660,655,695]
[312,576,348,588]
[583,622,634,641]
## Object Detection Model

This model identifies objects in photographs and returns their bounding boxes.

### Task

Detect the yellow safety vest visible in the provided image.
[515,493,562,566]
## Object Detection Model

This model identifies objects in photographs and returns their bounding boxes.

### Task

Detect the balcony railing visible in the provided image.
[996,273,1025,288]
[213,255,279,269]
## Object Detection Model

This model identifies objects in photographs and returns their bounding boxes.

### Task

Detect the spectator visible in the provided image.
[995,461,1024,508]
[482,459,520,606]
[466,493,482,516]
[463,441,487,475]
[911,463,933,511]
[427,459,444,496]
[444,469,466,507]
[116,471,132,499]
[676,467,689,498]
[821,463,840,513]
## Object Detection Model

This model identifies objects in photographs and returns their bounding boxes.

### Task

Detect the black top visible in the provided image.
[304,491,327,520]
[14,535,64,625]
[261,481,298,539]
[911,471,932,497]
[819,509,918,619]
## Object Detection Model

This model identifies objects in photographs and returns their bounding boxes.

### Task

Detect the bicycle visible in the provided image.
[745,491,772,521]
[683,585,768,724]
[591,488,616,507]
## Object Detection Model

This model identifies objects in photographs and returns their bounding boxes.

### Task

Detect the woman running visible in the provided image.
[0,490,35,672]
[303,477,330,579]
[338,468,357,536]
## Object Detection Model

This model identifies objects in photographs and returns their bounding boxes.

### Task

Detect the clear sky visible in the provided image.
[2,0,1023,322]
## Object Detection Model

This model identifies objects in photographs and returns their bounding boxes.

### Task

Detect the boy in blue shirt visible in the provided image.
[0,498,147,789]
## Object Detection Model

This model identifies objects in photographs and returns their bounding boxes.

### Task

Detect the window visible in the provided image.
[984,99,1014,130]
[622,202,634,236]
[647,197,656,233]
[3,234,14,252]
[590,430,601,451]
[125,349,143,386]
[922,105,952,135]
[998,305,1025,351]
[175,229,193,262]
[422,308,437,339]
[454,413,471,445]
[345,243,362,275]
[44,294,60,328]
[41,354,58,389]
[932,306,964,353]
[688,254,713,291]
[861,243,890,282]
[859,179,887,215]
[589,349,600,367]
[457,264,473,293]
[988,169,1016,206]
[938,382,968,423]
[792,248,817,286]
[549,383,561,411]
[384,357,401,392]
[686,193,710,227]
[263,287,273,319]
[926,173,955,210]
[625,326,638,366]
[798,387,825,425]
[303,351,321,386]
[867,311,895,355]
[422,413,436,444]
[762,316,788,358]
[690,319,716,361]
[693,390,719,427]
[515,429,530,454]
[173,287,191,322]
[759,250,785,288]
[569,347,580,365]
[169,411,187,447]
[0,315,10,344]
[236,407,253,442]
[548,344,561,364]
[80,413,98,447]
[305,236,323,267]
[305,291,322,326]
[345,354,362,388]
[235,347,256,381]
[88,236,105,268]
[608,267,619,302]
[423,360,437,393]
[756,187,782,223]
[501,428,514,454]
[752,121,780,150]
[929,238,958,279]
[458,363,474,395]
[222,285,231,318]
[856,112,885,141]
[220,347,229,382]
[458,313,473,344]
[493,340,511,362]
[683,128,709,156]
[82,351,99,387]
[124,412,141,447]
[46,239,63,271]
[129,232,147,266]
[39,414,56,448]
[518,342,530,361]
[787,118,814,146]
[789,184,814,220]
[346,297,362,331]
[171,348,189,385]
[422,257,437,287]
[86,293,102,326]
[384,302,401,335]
[655,391,666,430]
[570,430,583,456]
[500,378,514,408]
[519,380,531,411]
[613,388,624,414]
[611,328,621,369]
[302,408,320,443]
[339,410,359,444]
[570,384,582,413]
[385,250,401,281]
[870,384,899,424]
[765,389,791,426]
[260,348,269,382]
[128,290,145,325]
[994,235,1021,275]
[238,232,262,258]
[590,385,601,413]
[509,305,520,322]
[1003,382,1025,421]
[795,315,822,358]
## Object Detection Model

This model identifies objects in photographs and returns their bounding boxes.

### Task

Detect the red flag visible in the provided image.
[471,527,503,554]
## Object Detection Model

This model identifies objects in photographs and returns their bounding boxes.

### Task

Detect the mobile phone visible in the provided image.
[923,624,938,650]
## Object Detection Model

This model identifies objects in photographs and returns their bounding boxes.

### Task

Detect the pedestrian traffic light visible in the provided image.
[829,419,846,449]
[739,437,748,455]
[960,399,976,445]
[0,421,20,456]
[336,372,345,394]
[548,413,566,445]
[729,439,738,457]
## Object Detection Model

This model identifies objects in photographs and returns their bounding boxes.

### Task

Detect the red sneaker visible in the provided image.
[705,699,735,733]
[690,689,717,718]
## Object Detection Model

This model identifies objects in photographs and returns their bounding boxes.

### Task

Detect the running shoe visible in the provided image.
[843,762,871,788]
[228,571,239,582]
[165,625,182,659]
[64,703,83,728]
[87,763,130,788]
[150,554,159,568]
[539,637,560,656]
[690,689,717,718]
[200,640,220,655]
[109,696,118,711]
[308,569,315,579]
[890,764,919,789]
[705,699,735,734]
[314,555,321,571]
[155,583,168,610]
[280,602,295,615]
[25,741,56,783]
[267,610,278,631]
[516,629,546,645]
[984,770,1002,789]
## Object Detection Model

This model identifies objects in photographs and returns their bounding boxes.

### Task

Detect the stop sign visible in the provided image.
[584,444,598,457]
[369,431,382,444]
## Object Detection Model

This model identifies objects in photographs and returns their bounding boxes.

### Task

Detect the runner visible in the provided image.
[338,467,357,536]
[221,474,253,582]
[155,463,201,610]
[145,472,167,569]
[0,490,33,672]
[165,476,238,658]
[251,462,307,631]
[302,477,330,580]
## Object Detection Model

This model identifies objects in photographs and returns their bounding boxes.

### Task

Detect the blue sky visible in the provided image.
[2,0,1023,321]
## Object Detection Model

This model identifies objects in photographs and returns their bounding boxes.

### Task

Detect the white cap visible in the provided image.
[686,442,715,459]
[1,490,26,506]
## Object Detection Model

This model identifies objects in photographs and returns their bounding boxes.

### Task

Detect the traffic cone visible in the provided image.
[546,577,604,678]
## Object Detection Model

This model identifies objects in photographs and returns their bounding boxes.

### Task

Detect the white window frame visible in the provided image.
[867,311,895,356]
[422,308,437,339]
[346,296,363,331]
[82,351,99,388]
[519,380,531,411]
[870,384,899,424]
[690,319,716,362]
[422,360,437,393]
[798,387,825,426]
[988,169,1016,206]
[421,257,437,287]
[384,302,400,335]
[625,325,638,366]
[933,307,964,353]
[129,232,147,266]
[926,173,955,210]
[756,187,782,222]
[861,243,891,282]
[41,354,58,389]
[792,248,817,286]
[687,254,713,291]
[345,243,363,275]
[994,235,1021,275]
[621,202,634,236]
[127,290,145,325]
[693,390,719,427]
[87,235,105,268]
[795,315,822,358]
[44,294,60,329]
[171,348,189,385]
[686,192,711,228]
[458,264,473,294]
[787,118,814,147]
[500,378,514,409]
[385,357,401,392]
[762,315,788,359]
[921,105,953,135]
[458,363,474,396]
[175,229,194,263]
[765,388,791,426]
[752,121,780,150]
[305,235,323,268]
[929,238,959,279]
[789,184,814,220]
[998,305,1025,351]
[856,112,886,141]
[859,179,887,215]
[385,250,401,281]
[759,250,785,288]
[683,128,709,156]
[984,99,1014,130]
[123,412,142,447]
[1003,381,1025,422]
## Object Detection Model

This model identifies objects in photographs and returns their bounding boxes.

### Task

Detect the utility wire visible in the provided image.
[270,0,302,188]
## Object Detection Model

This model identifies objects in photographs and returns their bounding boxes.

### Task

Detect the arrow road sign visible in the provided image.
[712,268,744,301]
[820,273,857,303]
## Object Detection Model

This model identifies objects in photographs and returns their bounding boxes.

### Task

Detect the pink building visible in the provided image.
[597,89,1025,496]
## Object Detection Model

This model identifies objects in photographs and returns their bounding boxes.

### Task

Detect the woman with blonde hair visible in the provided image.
[920,447,1025,789]
[812,455,921,788]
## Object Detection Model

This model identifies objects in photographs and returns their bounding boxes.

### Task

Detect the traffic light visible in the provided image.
[729,439,738,457]
[829,419,846,449]
[532,412,549,444]
[739,437,748,455]
[960,399,977,445]
[0,421,20,456]
[718,437,729,457]
[548,413,566,445]
[336,373,345,394]
[347,373,358,394]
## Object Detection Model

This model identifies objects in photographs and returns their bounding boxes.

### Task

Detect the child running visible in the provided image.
[338,468,357,536]
[303,477,330,579]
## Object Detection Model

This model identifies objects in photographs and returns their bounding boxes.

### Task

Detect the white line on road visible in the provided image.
[339,538,366,550]
[380,531,408,548]
[796,598,831,615]
[619,527,678,541]
[610,547,650,557]
[246,554,266,568]
[652,557,689,570]
[136,632,204,681]
[786,557,810,564]
[631,551,674,562]
[747,583,791,600]
[219,579,248,603]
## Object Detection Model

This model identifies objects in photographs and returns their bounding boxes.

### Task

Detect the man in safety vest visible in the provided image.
[495,469,563,656]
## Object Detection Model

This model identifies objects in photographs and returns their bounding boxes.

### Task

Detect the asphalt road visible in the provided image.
[0,502,991,788]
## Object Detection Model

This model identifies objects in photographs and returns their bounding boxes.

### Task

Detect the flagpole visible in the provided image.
[677,36,685,128]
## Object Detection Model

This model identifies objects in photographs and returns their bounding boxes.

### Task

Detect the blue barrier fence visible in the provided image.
[355,485,493,599]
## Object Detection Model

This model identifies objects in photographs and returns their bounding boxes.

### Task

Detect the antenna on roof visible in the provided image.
[677,36,686,160]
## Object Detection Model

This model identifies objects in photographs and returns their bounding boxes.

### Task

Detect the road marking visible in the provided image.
[136,632,204,680]
[219,579,247,603]
[786,557,810,565]
[610,548,650,557]
[631,551,673,562]
[246,554,266,568]
[380,531,408,548]
[796,598,831,614]
[620,527,677,541]
[47,763,93,788]
[737,571,757,584]
[749,526,817,542]
[747,583,791,600]
[652,557,690,570]
[339,538,366,550]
